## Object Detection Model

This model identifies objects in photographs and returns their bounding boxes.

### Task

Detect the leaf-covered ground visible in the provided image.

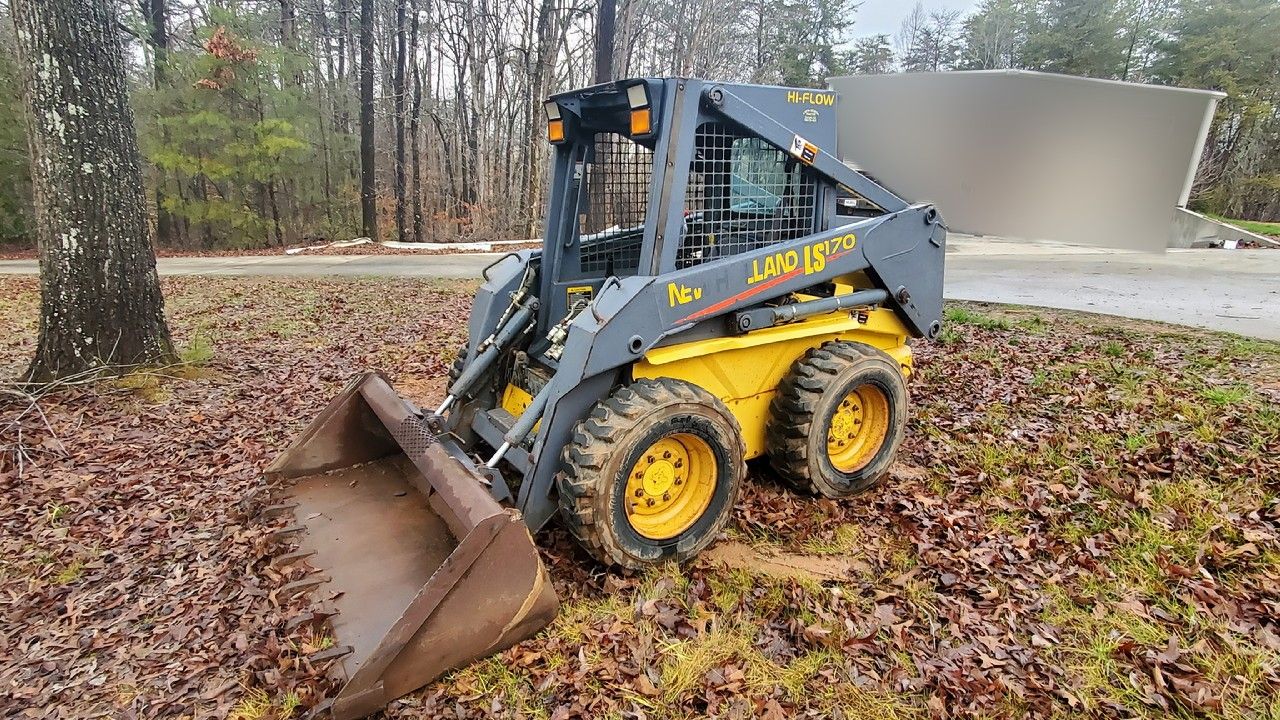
[1,276,1277,719]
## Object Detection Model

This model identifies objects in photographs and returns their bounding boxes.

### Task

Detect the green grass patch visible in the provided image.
[179,332,215,364]
[943,305,1012,331]
[45,503,69,525]
[801,522,864,556]
[1200,384,1250,406]
[227,686,302,720]
[54,558,84,585]
[1205,213,1280,238]
[935,325,962,345]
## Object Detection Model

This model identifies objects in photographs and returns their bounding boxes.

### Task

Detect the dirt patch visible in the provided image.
[703,541,860,582]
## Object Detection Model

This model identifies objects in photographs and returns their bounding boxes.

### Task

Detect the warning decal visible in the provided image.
[789,134,819,164]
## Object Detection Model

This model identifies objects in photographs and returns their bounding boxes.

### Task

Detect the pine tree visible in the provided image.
[848,35,894,75]
[145,25,316,248]
[1154,0,1280,219]
[774,0,859,87]
[1021,0,1126,78]
[0,31,30,245]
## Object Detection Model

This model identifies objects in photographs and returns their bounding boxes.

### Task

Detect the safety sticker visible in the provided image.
[566,284,594,306]
[789,134,819,164]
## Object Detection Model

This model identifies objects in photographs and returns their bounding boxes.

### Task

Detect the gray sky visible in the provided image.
[853,0,981,40]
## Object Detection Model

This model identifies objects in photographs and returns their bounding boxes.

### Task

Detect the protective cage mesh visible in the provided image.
[678,123,818,268]
[579,133,651,275]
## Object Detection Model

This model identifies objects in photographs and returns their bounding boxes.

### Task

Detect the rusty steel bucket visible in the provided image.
[263,371,558,720]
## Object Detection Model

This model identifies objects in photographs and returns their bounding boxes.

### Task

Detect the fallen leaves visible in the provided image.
[0,277,470,718]
[1,282,1277,719]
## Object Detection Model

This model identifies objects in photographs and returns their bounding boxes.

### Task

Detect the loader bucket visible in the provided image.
[263,371,558,720]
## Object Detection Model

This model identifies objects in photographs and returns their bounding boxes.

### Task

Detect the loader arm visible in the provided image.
[654,205,944,339]
[574,203,944,380]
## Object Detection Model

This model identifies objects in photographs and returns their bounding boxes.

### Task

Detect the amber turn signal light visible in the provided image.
[629,109,651,136]
[547,119,565,143]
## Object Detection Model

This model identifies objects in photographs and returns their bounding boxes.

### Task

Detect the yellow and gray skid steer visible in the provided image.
[264,77,945,718]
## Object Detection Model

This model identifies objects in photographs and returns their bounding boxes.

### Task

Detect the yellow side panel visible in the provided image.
[500,383,540,431]
[633,308,912,460]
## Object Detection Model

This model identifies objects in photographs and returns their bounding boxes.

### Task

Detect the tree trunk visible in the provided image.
[595,0,616,84]
[359,0,377,239]
[279,0,297,49]
[408,3,423,242]
[142,0,176,246]
[523,0,558,238]
[336,0,350,133]
[392,0,408,242]
[12,0,176,382]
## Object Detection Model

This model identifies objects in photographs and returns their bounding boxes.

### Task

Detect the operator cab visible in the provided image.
[536,78,886,335]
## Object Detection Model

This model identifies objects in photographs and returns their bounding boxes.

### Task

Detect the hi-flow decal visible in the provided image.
[786,90,836,106]
[746,233,858,285]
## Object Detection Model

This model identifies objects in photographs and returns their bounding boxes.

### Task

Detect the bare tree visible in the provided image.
[392,0,408,242]
[11,0,176,382]
[897,2,963,72]
[359,0,377,238]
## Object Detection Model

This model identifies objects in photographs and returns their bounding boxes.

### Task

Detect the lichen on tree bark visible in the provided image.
[12,0,176,382]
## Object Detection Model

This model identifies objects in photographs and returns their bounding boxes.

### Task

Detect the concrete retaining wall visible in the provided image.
[1169,208,1280,248]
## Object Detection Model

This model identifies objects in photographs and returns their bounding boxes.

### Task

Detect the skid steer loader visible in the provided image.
[264,78,945,718]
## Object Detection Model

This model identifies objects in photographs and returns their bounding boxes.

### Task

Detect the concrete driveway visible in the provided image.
[944,237,1280,340]
[3,237,1277,340]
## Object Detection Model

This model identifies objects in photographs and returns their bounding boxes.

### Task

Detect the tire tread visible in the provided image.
[557,378,744,568]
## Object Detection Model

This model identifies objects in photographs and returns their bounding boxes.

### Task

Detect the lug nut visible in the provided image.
[646,498,656,507]
[635,489,644,497]
[662,450,671,459]
[674,478,683,485]
[674,459,683,468]
[647,455,655,463]
[662,492,670,501]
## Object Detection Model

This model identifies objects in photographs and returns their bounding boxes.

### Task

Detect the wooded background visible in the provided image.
[0,0,1277,251]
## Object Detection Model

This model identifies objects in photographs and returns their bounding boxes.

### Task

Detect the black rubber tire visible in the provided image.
[766,341,907,498]
[447,340,468,386]
[557,378,745,569]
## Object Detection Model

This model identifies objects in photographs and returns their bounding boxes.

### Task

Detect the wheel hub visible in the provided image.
[641,460,677,496]
[624,434,716,540]
[826,384,889,473]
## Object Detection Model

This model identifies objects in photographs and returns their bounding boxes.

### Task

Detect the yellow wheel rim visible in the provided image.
[826,384,890,473]
[624,433,717,540]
